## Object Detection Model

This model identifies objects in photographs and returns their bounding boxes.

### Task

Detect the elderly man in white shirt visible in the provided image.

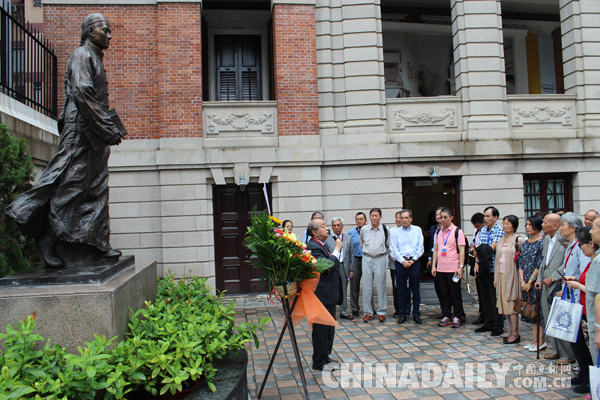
[389,209,424,324]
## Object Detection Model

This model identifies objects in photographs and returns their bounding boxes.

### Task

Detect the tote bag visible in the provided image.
[591,354,600,400]
[545,284,583,343]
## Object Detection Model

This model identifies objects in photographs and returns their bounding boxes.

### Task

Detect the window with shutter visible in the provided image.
[215,35,261,101]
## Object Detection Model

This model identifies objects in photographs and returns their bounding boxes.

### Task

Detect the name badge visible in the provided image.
[441,248,448,257]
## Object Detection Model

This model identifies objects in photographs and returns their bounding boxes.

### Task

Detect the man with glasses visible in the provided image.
[389,210,424,324]
[474,206,505,336]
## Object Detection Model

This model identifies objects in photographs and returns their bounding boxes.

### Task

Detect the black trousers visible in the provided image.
[479,272,503,329]
[391,269,411,315]
[574,315,593,381]
[396,260,421,317]
[312,303,336,368]
[437,271,464,319]
[475,274,484,317]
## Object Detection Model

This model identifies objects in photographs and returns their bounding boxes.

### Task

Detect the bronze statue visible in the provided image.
[5,14,125,268]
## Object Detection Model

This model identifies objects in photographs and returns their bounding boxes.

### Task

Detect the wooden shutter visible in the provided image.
[215,35,261,101]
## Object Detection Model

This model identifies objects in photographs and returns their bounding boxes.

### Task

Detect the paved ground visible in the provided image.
[233,282,585,400]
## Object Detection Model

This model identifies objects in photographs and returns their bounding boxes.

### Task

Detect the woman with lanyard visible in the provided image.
[563,226,596,395]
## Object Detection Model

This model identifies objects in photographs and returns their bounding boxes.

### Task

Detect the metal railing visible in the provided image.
[0,0,57,119]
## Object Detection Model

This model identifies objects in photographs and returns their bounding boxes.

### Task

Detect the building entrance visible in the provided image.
[402,177,461,267]
[213,184,270,294]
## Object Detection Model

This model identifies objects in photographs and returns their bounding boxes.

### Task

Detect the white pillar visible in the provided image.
[452,0,510,140]
[560,0,600,137]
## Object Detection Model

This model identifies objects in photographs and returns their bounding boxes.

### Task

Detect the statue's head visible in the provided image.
[80,13,111,49]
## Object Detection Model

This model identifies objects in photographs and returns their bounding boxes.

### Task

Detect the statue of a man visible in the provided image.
[5,14,125,268]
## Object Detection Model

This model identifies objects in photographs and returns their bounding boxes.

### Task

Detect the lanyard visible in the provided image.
[564,239,578,271]
[313,238,331,256]
[442,227,452,248]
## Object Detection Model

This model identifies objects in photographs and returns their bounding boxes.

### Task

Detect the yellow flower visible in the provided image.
[269,215,283,224]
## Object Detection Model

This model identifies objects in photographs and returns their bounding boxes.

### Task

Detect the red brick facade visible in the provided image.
[44,5,161,139]
[44,3,317,139]
[273,4,319,136]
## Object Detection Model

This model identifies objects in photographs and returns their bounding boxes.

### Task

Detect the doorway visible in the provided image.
[213,183,271,294]
[402,177,461,271]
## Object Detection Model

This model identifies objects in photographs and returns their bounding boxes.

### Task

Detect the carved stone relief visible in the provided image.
[206,112,274,134]
[512,105,572,126]
[392,107,457,130]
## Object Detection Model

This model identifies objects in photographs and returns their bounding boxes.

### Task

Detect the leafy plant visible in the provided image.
[0,274,269,399]
[0,122,37,278]
[244,208,334,289]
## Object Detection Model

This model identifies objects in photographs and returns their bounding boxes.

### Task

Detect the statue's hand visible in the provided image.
[107,133,122,146]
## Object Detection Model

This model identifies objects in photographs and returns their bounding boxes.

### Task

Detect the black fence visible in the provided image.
[0,0,57,119]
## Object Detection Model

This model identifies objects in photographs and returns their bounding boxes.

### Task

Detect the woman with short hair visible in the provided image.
[518,215,545,351]
[563,227,596,394]
[494,215,525,344]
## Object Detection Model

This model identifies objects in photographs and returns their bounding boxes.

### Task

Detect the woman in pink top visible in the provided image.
[494,215,525,345]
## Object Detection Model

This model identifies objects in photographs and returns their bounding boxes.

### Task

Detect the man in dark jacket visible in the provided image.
[5,14,125,268]
[307,218,342,372]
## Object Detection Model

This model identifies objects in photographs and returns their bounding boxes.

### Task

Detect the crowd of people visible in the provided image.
[291,207,600,396]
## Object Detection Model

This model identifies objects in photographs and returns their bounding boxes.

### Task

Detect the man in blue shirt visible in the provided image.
[474,206,505,336]
[389,209,424,324]
[348,212,372,316]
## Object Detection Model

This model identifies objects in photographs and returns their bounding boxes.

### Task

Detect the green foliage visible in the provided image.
[0,122,37,278]
[243,208,334,289]
[0,274,270,399]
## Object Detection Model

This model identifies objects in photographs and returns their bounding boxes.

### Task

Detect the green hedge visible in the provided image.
[0,274,269,399]
[0,123,37,278]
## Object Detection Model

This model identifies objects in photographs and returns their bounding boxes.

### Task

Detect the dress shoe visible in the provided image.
[544,353,560,360]
[392,313,400,318]
[490,328,504,336]
[352,311,359,316]
[460,316,466,323]
[313,363,336,372]
[572,376,583,386]
[378,315,386,322]
[472,316,485,325]
[35,230,64,269]
[413,316,422,324]
[326,357,339,364]
[474,325,494,333]
[502,335,521,345]
[340,314,353,320]
[103,249,122,258]
[556,358,576,366]
[435,313,444,319]
[574,383,590,394]
[364,313,372,323]
[398,315,407,324]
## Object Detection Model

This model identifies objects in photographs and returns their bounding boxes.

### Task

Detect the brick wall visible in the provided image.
[157,3,203,138]
[44,4,203,140]
[273,4,318,136]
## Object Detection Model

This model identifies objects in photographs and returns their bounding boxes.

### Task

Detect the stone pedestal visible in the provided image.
[0,259,157,353]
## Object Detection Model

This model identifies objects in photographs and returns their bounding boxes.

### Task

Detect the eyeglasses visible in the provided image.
[579,242,590,248]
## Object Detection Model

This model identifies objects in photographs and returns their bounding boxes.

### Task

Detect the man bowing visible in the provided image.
[307,218,343,372]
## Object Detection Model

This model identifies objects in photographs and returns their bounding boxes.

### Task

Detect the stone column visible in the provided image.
[560,0,600,137]
[316,0,386,145]
[451,0,510,140]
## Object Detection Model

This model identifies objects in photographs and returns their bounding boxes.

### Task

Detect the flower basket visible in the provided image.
[243,208,334,291]
[274,281,299,297]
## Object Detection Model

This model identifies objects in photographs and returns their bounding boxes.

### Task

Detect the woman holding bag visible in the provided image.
[494,215,526,344]
[518,215,545,351]
[563,226,596,394]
